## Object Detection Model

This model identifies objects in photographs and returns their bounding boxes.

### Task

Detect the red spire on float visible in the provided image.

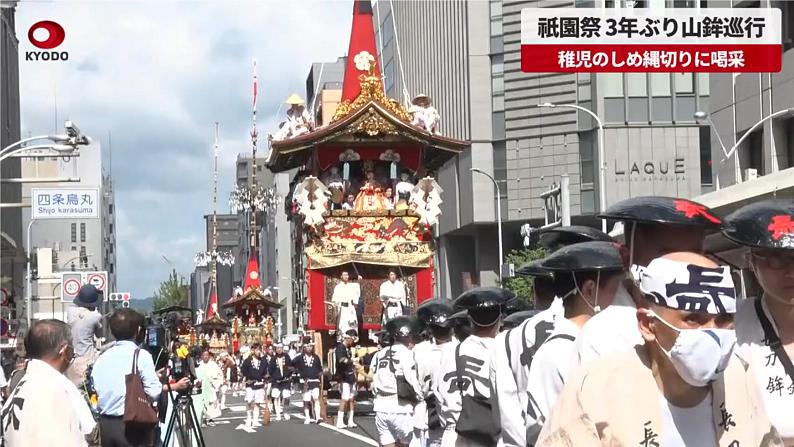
[341,0,381,102]
[206,286,219,319]
[243,254,261,291]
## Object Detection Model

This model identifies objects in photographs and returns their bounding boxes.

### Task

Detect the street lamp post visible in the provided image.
[471,168,503,283]
[0,121,91,166]
[538,103,607,232]
[695,109,794,190]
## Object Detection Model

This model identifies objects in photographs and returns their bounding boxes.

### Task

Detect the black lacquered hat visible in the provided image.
[722,199,794,250]
[515,259,554,279]
[539,225,614,251]
[416,299,455,327]
[384,316,421,338]
[598,196,722,228]
[535,241,624,273]
[503,298,531,315]
[453,287,516,310]
[502,310,539,329]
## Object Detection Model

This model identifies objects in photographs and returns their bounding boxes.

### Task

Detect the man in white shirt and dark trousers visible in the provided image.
[373,316,423,447]
[413,299,456,447]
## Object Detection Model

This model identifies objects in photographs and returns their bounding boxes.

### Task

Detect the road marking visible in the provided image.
[234,423,256,434]
[289,414,378,446]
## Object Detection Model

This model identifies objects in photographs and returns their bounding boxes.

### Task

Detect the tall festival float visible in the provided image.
[266,0,469,357]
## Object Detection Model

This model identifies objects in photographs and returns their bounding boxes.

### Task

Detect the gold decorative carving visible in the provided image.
[353,109,397,137]
[332,65,412,123]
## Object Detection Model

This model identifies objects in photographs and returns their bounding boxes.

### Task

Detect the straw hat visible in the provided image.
[285,93,305,105]
[412,94,431,107]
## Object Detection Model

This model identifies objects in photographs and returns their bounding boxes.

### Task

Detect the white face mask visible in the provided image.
[650,311,736,387]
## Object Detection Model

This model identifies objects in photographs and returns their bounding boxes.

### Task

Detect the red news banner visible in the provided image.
[521,8,783,73]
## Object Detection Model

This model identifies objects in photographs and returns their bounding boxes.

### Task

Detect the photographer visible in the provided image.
[92,309,189,447]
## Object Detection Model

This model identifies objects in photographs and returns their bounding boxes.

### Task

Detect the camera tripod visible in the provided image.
[162,392,206,447]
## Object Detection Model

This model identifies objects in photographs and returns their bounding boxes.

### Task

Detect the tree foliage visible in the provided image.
[153,269,189,311]
[501,247,548,306]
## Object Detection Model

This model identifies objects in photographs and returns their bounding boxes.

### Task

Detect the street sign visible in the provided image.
[86,272,107,292]
[61,271,109,302]
[31,187,100,220]
[1,288,9,306]
[61,272,83,302]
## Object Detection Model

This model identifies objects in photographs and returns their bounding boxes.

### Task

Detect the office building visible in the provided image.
[377,0,711,298]
[693,1,794,273]
[1,1,23,322]
[20,142,117,319]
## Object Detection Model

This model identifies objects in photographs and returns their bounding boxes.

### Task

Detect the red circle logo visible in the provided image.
[28,20,66,49]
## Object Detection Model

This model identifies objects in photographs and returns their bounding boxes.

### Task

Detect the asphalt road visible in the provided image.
[194,391,380,447]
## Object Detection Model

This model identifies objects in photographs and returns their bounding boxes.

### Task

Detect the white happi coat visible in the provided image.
[570,283,642,369]
[525,317,581,444]
[735,296,794,446]
[434,335,494,447]
[1,360,89,447]
[333,281,360,335]
[489,299,562,447]
[380,279,407,321]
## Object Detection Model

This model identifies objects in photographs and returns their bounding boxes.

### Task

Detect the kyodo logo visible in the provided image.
[26,20,69,61]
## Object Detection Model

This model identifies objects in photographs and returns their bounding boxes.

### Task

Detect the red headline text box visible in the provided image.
[521,44,782,73]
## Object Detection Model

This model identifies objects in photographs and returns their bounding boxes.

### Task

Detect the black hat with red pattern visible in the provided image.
[722,199,794,250]
[598,196,722,228]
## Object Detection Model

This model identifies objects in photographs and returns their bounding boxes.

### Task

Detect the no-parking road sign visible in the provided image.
[60,271,109,302]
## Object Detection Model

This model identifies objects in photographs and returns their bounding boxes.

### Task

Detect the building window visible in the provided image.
[783,1,794,51]
[493,112,506,140]
[80,223,86,242]
[627,73,649,123]
[71,223,77,243]
[699,126,713,186]
[784,117,794,168]
[109,263,114,274]
[381,12,394,47]
[696,73,709,96]
[491,19,503,37]
[490,0,502,18]
[579,131,595,185]
[109,224,114,234]
[79,246,88,268]
[602,74,625,122]
[738,129,764,179]
[674,73,694,94]
[650,73,671,96]
[108,204,114,214]
[581,189,595,214]
[492,76,504,95]
[491,54,504,76]
[384,59,394,94]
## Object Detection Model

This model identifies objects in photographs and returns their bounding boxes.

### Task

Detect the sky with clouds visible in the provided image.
[16,0,352,299]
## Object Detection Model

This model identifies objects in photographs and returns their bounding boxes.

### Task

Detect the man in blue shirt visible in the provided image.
[92,309,186,447]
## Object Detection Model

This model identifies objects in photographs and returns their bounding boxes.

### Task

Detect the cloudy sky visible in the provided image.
[16,0,352,299]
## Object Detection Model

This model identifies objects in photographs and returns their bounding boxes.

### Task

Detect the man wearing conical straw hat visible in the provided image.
[273,93,314,140]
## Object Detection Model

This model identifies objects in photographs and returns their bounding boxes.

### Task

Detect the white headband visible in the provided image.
[633,257,736,314]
